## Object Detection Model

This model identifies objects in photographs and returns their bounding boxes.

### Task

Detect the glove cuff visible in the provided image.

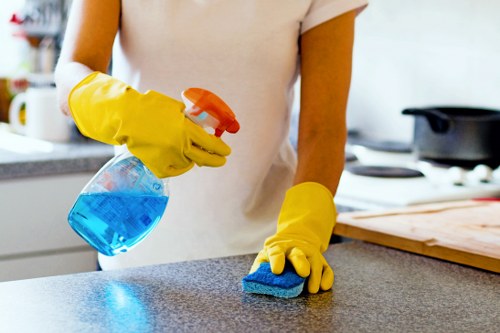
[288,182,333,200]
[277,182,337,252]
[68,72,126,144]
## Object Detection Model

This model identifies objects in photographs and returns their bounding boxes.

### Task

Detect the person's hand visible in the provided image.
[68,72,231,178]
[250,182,336,293]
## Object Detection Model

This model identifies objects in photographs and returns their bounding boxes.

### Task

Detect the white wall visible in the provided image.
[0,0,26,77]
[347,0,500,142]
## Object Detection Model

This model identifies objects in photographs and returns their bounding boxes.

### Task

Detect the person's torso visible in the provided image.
[100,0,321,269]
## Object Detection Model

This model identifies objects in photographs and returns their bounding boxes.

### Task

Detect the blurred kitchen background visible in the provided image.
[0,0,499,281]
[0,0,71,125]
[0,0,69,76]
[347,0,500,143]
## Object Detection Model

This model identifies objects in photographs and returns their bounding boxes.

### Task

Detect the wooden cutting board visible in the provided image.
[334,200,500,273]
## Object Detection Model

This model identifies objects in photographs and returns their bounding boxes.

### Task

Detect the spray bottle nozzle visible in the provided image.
[181,88,240,137]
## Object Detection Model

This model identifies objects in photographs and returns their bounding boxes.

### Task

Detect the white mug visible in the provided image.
[9,87,71,142]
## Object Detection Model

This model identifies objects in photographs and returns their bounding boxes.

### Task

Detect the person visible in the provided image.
[55,0,368,294]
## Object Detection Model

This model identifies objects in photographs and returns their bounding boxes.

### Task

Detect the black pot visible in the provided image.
[402,107,500,168]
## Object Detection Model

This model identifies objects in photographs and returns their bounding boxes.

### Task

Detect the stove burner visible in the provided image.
[346,165,425,178]
[345,151,357,163]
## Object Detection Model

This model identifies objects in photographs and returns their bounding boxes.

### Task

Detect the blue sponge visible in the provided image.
[242,262,305,298]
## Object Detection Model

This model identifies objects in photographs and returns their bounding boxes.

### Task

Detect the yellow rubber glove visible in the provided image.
[68,72,231,178]
[250,182,336,293]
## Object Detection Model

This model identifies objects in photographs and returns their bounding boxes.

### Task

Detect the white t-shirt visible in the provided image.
[99,0,368,270]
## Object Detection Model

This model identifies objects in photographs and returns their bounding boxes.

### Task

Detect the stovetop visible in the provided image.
[336,143,500,211]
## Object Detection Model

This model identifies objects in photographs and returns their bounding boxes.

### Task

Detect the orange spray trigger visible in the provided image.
[182,88,240,137]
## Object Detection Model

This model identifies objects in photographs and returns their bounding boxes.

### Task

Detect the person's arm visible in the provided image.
[250,11,356,294]
[295,9,355,195]
[55,0,120,116]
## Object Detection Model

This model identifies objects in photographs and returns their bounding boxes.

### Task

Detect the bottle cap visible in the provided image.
[182,88,240,137]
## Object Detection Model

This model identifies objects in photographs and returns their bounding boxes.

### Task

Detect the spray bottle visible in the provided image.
[67,88,239,256]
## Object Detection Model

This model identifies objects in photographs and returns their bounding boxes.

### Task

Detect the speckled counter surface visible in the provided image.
[0,129,114,179]
[0,241,498,333]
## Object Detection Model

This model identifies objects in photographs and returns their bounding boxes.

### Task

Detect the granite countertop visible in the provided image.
[0,241,498,333]
[0,127,114,179]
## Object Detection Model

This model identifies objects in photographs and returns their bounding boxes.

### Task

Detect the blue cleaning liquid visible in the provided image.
[68,192,169,256]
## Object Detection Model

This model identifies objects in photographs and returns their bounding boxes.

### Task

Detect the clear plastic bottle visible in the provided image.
[68,151,169,256]
[68,88,239,256]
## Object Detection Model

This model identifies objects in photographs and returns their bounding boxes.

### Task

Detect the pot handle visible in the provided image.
[402,108,452,134]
